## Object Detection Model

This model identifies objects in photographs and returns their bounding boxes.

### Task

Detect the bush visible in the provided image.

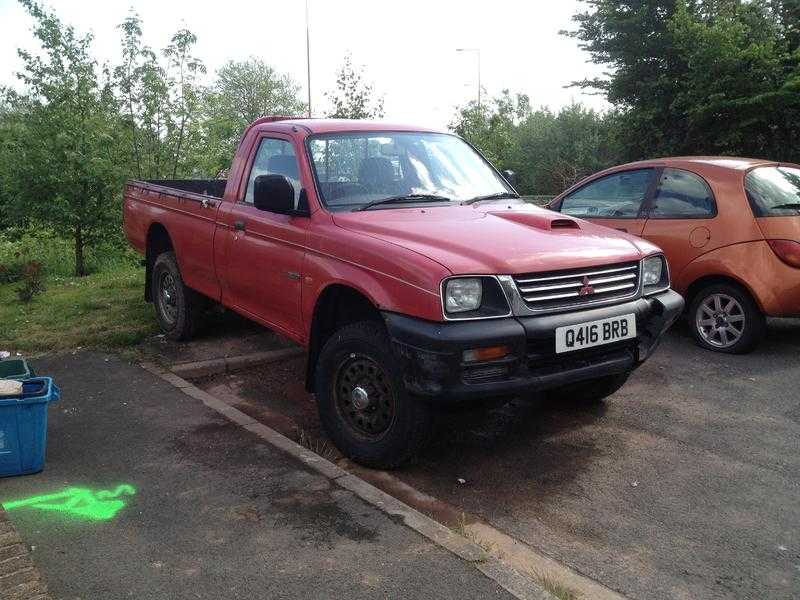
[15,260,45,302]
[0,258,25,284]
[0,226,139,279]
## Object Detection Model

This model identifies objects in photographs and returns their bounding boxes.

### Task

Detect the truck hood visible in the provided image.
[332,202,657,275]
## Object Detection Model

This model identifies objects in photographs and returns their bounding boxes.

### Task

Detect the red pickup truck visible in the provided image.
[123,117,683,468]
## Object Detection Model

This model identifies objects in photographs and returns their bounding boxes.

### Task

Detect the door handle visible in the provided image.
[615,228,628,233]
[234,220,246,232]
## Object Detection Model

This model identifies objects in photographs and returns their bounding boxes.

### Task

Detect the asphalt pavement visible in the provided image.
[202,319,800,600]
[0,353,512,600]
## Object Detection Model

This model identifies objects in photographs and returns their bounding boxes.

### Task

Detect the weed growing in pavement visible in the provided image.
[295,427,338,461]
[529,569,580,600]
[453,512,579,598]
[453,512,498,557]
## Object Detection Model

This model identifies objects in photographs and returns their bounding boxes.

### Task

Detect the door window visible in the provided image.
[560,169,653,218]
[649,168,716,218]
[244,138,301,206]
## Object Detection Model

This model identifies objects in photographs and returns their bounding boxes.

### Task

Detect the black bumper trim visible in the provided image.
[382,289,684,403]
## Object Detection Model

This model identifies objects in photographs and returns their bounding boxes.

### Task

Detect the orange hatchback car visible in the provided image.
[548,158,800,353]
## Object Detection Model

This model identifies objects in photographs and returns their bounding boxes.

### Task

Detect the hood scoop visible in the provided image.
[488,211,581,231]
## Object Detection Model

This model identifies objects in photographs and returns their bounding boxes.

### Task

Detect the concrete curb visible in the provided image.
[0,507,51,600]
[169,347,304,379]
[140,361,555,600]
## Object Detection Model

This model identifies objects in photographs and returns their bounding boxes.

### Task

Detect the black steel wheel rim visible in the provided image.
[157,271,179,325]
[333,353,396,439]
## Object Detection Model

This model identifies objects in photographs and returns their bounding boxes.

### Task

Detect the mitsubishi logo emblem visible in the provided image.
[579,276,594,296]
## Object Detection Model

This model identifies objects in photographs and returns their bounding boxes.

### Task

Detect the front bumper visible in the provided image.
[383,289,684,403]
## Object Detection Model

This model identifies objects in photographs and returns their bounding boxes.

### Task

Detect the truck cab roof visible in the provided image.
[247,116,445,136]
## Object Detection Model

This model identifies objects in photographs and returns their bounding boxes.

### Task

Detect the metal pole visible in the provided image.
[477,49,481,110]
[456,48,481,110]
[305,0,312,117]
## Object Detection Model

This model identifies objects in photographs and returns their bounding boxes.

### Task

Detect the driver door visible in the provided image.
[220,135,309,339]
[554,168,657,236]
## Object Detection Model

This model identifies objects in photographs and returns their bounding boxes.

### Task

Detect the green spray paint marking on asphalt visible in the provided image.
[2,485,136,521]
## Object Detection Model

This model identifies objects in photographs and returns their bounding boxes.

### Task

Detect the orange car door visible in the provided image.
[641,167,718,281]
[556,168,656,236]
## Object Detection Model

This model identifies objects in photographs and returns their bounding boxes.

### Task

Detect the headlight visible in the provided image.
[642,255,670,295]
[442,276,512,319]
[445,278,482,313]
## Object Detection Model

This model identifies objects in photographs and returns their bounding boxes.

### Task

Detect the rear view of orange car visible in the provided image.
[548,158,800,353]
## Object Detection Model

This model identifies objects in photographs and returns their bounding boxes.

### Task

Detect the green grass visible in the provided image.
[0,265,158,356]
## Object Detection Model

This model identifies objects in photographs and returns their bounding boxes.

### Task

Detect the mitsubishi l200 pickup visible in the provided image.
[123,116,684,468]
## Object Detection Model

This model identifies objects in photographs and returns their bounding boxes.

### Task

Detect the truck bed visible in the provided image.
[141,179,227,199]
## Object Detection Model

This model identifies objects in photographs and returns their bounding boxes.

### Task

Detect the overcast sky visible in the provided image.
[0,0,609,129]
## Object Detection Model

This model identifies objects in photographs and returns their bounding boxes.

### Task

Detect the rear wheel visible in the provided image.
[315,321,433,469]
[547,372,630,404]
[152,251,202,341]
[689,283,765,354]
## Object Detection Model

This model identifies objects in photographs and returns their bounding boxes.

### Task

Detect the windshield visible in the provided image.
[745,166,800,217]
[306,132,512,211]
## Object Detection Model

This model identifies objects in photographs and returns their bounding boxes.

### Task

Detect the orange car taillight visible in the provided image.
[767,239,800,268]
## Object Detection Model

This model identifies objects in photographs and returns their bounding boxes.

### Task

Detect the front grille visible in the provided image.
[513,261,640,312]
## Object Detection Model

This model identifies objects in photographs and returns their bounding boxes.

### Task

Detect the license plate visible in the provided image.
[555,314,636,354]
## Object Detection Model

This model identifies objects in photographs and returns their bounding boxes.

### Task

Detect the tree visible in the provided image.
[667,0,800,159]
[163,28,206,178]
[202,58,306,175]
[451,90,530,167]
[4,0,126,276]
[513,104,623,194]
[114,14,205,179]
[0,92,28,230]
[450,91,621,195]
[325,53,385,119]
[564,0,800,161]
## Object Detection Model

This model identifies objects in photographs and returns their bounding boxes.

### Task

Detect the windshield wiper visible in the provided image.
[356,194,452,211]
[770,203,800,210]
[462,191,520,205]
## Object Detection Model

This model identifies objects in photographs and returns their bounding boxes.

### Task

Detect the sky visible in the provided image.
[0,0,609,129]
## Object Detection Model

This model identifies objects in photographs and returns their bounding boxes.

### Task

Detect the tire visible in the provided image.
[547,372,630,404]
[314,321,433,469]
[151,251,202,341]
[688,283,765,354]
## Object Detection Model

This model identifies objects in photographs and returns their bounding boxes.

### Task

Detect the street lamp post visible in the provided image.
[306,0,312,117]
[456,47,481,110]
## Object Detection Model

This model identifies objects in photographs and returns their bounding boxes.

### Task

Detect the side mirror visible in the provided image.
[501,169,517,188]
[253,174,308,216]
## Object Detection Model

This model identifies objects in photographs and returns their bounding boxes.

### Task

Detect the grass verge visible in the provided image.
[0,265,158,356]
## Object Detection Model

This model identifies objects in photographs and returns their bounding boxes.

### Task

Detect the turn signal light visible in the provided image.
[462,345,511,363]
[768,239,800,269]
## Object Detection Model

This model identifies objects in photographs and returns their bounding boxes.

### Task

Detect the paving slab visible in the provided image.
[0,352,511,600]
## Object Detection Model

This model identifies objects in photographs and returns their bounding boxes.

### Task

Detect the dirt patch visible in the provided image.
[139,308,296,366]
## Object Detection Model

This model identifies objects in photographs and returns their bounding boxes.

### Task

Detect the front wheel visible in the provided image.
[688,283,765,354]
[546,372,631,404]
[315,321,433,469]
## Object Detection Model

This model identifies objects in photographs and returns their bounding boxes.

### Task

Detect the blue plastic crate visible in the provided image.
[0,358,33,380]
[0,378,60,478]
